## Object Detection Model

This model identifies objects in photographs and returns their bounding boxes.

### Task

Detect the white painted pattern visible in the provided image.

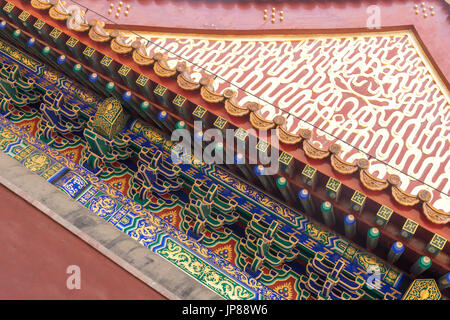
[119,31,450,211]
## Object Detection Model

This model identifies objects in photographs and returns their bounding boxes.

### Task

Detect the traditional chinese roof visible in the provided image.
[115,29,449,212]
[1,0,449,300]
[25,0,450,225]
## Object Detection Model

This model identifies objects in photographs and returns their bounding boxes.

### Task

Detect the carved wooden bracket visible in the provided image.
[330,144,358,174]
[49,0,69,20]
[200,76,224,103]
[274,115,302,145]
[88,19,111,43]
[301,130,329,160]
[31,0,52,10]
[131,40,154,66]
[176,62,200,91]
[110,30,133,54]
[223,89,248,116]
[248,102,275,130]
[388,174,420,207]
[153,52,177,78]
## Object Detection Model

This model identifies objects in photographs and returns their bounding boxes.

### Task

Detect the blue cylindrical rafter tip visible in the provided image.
[344,214,355,225]
[89,73,97,82]
[158,111,168,121]
[392,241,405,254]
[122,91,132,101]
[254,165,265,175]
[57,55,66,64]
[298,189,309,200]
